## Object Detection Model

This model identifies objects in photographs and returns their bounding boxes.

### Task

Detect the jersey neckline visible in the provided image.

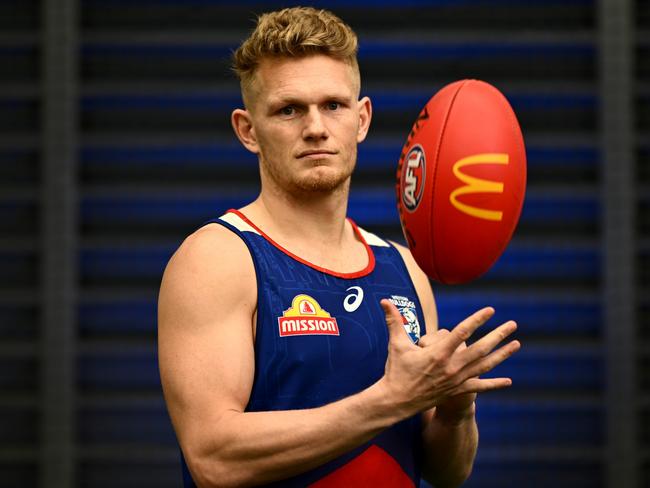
[226,208,376,279]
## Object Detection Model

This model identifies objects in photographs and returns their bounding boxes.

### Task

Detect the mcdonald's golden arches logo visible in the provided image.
[449,153,509,221]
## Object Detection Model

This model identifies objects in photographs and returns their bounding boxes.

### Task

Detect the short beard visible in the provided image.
[261,158,355,197]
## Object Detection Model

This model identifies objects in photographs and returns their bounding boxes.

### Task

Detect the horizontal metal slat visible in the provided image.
[0,357,38,392]
[0,133,38,151]
[0,393,37,408]
[80,31,596,82]
[81,130,598,149]
[82,79,597,96]
[0,98,39,132]
[80,87,596,111]
[475,401,602,446]
[79,405,176,444]
[0,237,35,252]
[0,185,37,201]
[436,289,601,336]
[78,243,599,283]
[79,37,595,72]
[79,299,158,337]
[489,343,602,391]
[80,138,598,178]
[82,29,595,47]
[0,42,39,82]
[0,342,37,358]
[469,455,602,488]
[76,282,601,338]
[0,304,40,341]
[79,186,598,227]
[0,32,38,47]
[78,352,160,392]
[75,342,601,391]
[0,404,38,444]
[0,249,38,287]
[79,88,597,135]
[475,445,602,463]
[0,464,37,488]
[78,460,181,488]
[77,444,178,462]
[0,446,37,462]
[79,391,164,408]
[0,1,39,31]
[82,0,594,8]
[74,398,601,447]
[0,82,39,100]
[0,201,39,236]
[0,147,40,184]
[0,289,38,306]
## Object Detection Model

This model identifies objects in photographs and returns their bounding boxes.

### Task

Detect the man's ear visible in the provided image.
[231,109,259,154]
[356,96,372,143]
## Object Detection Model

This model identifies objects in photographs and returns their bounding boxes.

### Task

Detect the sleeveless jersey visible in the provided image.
[181,209,427,487]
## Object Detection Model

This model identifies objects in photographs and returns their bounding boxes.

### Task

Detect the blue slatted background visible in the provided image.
[0,0,616,486]
[78,1,601,487]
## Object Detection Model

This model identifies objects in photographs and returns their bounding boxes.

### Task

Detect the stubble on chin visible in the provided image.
[262,157,355,196]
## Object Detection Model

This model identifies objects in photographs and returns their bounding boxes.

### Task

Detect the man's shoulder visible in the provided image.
[179,221,248,261]
[163,220,254,288]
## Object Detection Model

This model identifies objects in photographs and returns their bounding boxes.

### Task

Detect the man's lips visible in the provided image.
[296,150,337,158]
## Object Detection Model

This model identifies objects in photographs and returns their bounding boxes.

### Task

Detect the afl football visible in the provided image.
[396,79,527,284]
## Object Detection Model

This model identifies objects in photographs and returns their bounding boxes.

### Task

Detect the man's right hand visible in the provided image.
[379,299,520,418]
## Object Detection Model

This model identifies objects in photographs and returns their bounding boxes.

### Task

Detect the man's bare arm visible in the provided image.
[159,227,518,488]
[393,242,519,487]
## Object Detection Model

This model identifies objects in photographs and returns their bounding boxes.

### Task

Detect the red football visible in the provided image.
[396,79,527,284]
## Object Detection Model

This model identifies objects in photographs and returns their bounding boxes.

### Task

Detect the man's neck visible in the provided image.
[246,182,351,248]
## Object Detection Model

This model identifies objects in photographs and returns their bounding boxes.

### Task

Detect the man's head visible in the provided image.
[230,7,371,197]
[232,6,360,109]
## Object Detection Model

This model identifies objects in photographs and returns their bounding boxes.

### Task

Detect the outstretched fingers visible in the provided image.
[459,320,518,365]
[440,307,495,355]
[453,376,513,395]
[459,339,521,381]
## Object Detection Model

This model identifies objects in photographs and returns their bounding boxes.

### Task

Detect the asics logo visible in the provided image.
[343,286,364,312]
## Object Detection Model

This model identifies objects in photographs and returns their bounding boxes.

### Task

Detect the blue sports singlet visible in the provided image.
[181,209,427,487]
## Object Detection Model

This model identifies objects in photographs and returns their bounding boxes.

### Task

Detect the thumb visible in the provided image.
[380,299,413,348]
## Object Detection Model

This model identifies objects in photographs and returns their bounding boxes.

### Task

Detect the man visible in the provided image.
[158,7,520,488]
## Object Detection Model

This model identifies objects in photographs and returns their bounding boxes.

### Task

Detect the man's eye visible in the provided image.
[327,102,340,110]
[280,106,295,115]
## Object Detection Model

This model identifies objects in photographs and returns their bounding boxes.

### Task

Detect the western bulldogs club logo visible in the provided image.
[388,295,421,344]
[278,294,340,337]
[401,144,426,212]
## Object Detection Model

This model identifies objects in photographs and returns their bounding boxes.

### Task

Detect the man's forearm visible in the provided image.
[184,380,410,488]
[421,403,478,488]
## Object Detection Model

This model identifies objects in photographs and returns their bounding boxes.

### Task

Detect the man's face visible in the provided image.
[238,54,371,196]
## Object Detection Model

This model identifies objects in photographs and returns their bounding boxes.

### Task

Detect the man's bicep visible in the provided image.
[157,226,257,450]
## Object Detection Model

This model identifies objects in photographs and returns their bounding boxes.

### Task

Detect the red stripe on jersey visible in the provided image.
[225,209,376,279]
[308,445,415,488]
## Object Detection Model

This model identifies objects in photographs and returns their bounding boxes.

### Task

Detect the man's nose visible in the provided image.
[302,107,329,140]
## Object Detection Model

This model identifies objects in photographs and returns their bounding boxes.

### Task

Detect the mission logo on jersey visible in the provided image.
[278,294,340,337]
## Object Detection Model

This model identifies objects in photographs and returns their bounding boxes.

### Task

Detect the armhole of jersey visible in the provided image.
[386,241,428,337]
[208,218,263,345]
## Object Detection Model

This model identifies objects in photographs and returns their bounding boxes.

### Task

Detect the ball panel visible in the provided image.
[397,79,527,284]
[434,80,526,283]
[396,80,467,281]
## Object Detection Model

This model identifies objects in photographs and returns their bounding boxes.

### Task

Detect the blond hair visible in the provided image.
[232,7,359,105]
